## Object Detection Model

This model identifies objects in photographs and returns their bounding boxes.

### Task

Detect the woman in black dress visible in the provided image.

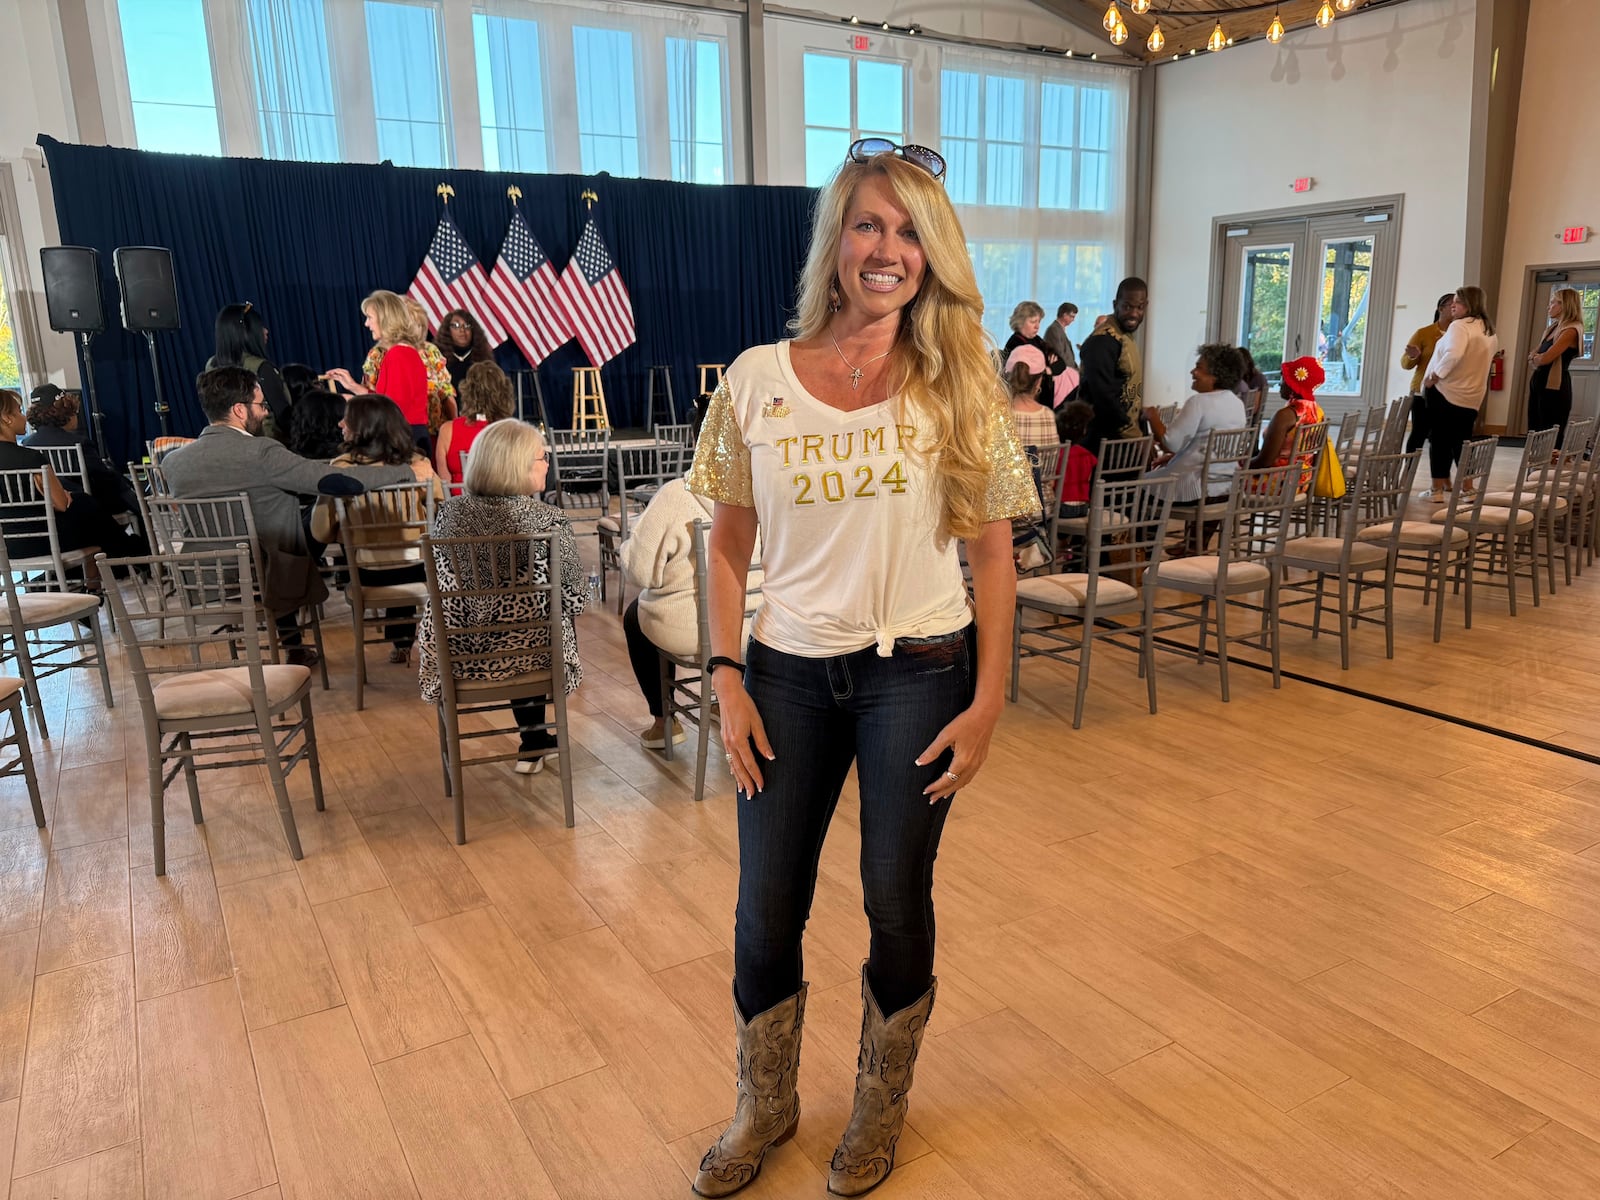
[207,303,292,437]
[1002,301,1065,409]
[1527,286,1586,450]
[432,308,496,391]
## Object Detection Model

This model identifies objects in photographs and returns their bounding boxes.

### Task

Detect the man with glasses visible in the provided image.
[163,367,425,665]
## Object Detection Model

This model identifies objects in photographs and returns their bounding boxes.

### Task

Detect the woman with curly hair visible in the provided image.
[286,389,347,461]
[686,141,1037,1198]
[433,308,496,390]
[435,361,514,493]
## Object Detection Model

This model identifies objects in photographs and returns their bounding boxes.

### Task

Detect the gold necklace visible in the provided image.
[828,329,893,390]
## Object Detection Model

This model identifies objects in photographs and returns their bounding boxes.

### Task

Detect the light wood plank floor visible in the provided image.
[7,491,1600,1199]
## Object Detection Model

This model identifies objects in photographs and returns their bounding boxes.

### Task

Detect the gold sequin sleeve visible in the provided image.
[983,400,1043,523]
[686,380,754,507]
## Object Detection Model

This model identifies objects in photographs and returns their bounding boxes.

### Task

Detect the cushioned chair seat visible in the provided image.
[1016,573,1138,611]
[1057,511,1132,535]
[0,676,24,701]
[597,516,621,534]
[1281,537,1389,568]
[359,582,430,607]
[1150,556,1271,589]
[452,669,554,696]
[153,664,311,719]
[1429,505,1533,528]
[1362,520,1468,547]
[1483,491,1567,513]
[0,591,101,627]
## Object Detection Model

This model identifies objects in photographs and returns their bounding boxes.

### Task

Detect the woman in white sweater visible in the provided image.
[1422,286,1499,500]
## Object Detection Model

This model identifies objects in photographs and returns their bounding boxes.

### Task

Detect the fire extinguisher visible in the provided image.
[1489,351,1505,391]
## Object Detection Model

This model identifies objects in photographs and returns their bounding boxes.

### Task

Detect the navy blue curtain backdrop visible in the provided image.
[38,135,817,465]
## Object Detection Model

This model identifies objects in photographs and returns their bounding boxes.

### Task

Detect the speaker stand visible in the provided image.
[141,331,171,437]
[74,331,110,462]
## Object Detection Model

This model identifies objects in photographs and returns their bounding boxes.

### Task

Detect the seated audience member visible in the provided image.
[163,368,423,666]
[1004,344,1059,448]
[1148,344,1249,506]
[311,395,445,666]
[0,387,146,585]
[419,420,587,774]
[23,384,139,517]
[286,389,347,461]
[280,362,320,404]
[1057,400,1097,520]
[1234,348,1269,403]
[1250,356,1327,491]
[435,361,513,492]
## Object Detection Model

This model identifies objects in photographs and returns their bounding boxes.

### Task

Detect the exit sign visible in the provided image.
[1562,226,1589,245]
[1292,177,1314,193]
[852,34,870,51]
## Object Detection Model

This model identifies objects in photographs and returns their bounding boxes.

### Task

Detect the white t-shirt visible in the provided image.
[1426,317,1499,411]
[686,341,1037,658]
[1149,389,1249,502]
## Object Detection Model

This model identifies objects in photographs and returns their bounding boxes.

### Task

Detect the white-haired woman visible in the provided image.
[416,419,587,774]
[1002,299,1066,408]
[687,140,1038,1198]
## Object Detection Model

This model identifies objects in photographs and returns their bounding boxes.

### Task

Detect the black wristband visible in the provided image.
[706,655,745,676]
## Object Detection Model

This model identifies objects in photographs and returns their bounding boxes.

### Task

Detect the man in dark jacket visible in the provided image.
[1075,277,1149,455]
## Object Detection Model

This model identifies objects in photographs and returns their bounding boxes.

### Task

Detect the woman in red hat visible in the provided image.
[1250,355,1326,490]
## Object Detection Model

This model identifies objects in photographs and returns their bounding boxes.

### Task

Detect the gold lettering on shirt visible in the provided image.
[895,424,917,450]
[775,436,799,468]
[801,434,825,465]
[783,425,916,507]
[860,427,886,457]
[830,432,854,462]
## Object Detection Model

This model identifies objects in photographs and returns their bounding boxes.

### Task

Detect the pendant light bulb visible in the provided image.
[1206,20,1227,52]
[1103,0,1121,32]
[1266,11,1285,42]
[1337,0,1357,9]
[1129,0,1150,13]
[1316,1,1336,27]
[1146,21,1165,53]
[1110,18,1130,46]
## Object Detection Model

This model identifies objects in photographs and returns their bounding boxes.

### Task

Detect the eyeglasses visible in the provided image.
[445,320,470,331]
[847,138,946,182]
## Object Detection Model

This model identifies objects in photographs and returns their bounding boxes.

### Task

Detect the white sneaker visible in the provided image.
[639,720,687,751]
[514,750,558,775]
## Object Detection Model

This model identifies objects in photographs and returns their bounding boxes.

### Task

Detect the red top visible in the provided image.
[1063,443,1098,504]
[443,415,493,486]
[373,344,429,427]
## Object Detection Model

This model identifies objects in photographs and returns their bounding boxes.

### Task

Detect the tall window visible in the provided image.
[116,0,222,154]
[666,37,727,184]
[366,0,451,167]
[574,27,641,177]
[1040,82,1112,211]
[0,252,20,391]
[247,0,339,161]
[802,53,906,188]
[475,13,547,173]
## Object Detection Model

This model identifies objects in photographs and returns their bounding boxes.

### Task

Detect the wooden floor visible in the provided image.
[8,483,1600,1198]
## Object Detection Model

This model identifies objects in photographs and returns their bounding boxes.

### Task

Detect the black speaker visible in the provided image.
[39,246,105,334]
[114,246,180,332]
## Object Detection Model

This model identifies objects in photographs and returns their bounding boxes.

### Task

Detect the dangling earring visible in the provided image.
[828,280,842,313]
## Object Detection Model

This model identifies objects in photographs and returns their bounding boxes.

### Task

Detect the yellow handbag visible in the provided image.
[1312,443,1347,499]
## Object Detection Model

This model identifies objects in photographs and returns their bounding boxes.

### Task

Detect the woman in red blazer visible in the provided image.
[325,289,431,450]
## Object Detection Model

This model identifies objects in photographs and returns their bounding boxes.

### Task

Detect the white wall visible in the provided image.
[1144,0,1477,408]
[1490,0,1598,426]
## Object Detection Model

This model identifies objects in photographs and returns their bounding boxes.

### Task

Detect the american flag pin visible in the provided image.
[765,397,792,419]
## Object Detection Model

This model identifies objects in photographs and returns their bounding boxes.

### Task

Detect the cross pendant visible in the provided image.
[848,367,864,390]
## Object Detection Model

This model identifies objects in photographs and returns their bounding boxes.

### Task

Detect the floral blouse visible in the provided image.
[364,342,456,435]
[417,494,588,704]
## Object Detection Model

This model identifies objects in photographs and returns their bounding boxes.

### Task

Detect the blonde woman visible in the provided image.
[417,420,587,774]
[687,140,1037,1198]
[1423,286,1500,497]
[325,290,430,448]
[1528,286,1586,449]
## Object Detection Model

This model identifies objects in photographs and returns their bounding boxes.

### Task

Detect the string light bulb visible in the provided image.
[1147,20,1165,53]
[1266,10,1286,42]
[1206,21,1227,52]
[1316,1,1336,26]
[1110,18,1130,46]
[1102,1,1121,32]
[1337,0,1357,9]
[1129,0,1150,12]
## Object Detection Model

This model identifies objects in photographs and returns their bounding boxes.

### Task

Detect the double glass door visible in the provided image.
[1216,207,1399,418]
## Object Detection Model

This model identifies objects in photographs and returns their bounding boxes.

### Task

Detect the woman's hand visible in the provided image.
[1423,372,1438,390]
[323,367,355,389]
[714,667,773,794]
[917,695,1001,803]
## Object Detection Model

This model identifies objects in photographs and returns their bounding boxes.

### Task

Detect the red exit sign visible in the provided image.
[1292,177,1314,193]
[852,34,871,51]
[1562,226,1589,245]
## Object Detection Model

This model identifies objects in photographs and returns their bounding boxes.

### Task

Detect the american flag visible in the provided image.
[557,218,637,366]
[408,211,508,347]
[489,209,571,366]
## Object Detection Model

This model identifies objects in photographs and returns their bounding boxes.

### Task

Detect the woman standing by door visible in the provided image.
[1527,286,1586,450]
[1422,286,1499,500]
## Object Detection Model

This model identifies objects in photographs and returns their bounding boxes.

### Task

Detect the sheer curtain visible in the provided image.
[245,0,341,161]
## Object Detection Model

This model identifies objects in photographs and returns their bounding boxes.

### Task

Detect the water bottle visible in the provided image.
[587,569,602,605]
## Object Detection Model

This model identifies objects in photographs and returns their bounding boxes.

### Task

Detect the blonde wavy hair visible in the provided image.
[1550,286,1586,332]
[361,290,412,347]
[790,154,1001,542]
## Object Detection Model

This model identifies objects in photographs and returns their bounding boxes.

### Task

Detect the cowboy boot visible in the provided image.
[827,969,937,1197]
[693,983,808,1198]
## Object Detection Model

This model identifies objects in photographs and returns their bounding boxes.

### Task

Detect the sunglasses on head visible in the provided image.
[847,138,946,182]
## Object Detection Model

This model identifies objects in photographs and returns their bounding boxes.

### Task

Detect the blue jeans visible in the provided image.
[734,626,975,1019]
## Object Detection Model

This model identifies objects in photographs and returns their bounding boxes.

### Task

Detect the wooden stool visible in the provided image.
[571,367,610,431]
[646,366,678,431]
[697,363,726,395]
